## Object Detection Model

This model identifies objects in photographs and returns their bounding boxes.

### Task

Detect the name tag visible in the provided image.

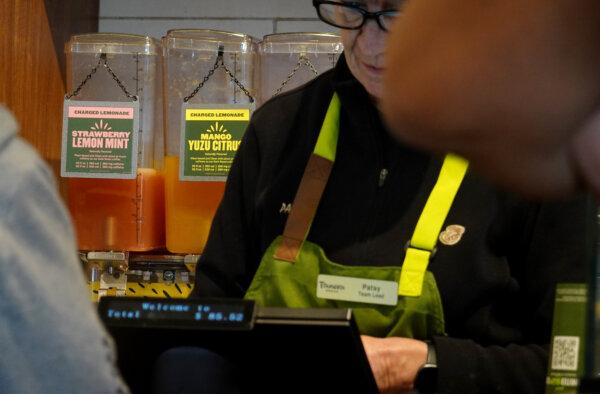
[316,274,398,306]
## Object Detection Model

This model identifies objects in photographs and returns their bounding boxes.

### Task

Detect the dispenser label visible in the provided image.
[61,100,139,179]
[180,104,251,181]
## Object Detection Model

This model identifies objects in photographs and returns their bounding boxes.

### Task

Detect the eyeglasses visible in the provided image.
[312,0,399,32]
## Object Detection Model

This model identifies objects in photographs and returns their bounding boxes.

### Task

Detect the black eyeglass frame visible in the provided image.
[312,0,398,32]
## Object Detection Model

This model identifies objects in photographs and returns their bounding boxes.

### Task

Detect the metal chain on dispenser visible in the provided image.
[273,53,319,96]
[183,45,254,103]
[65,53,138,101]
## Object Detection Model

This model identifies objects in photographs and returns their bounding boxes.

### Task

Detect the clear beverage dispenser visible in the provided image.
[163,29,256,254]
[257,33,343,106]
[63,34,165,252]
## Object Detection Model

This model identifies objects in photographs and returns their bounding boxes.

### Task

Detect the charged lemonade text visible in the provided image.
[190,111,247,119]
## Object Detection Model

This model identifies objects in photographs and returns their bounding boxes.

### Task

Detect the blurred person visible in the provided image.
[381,0,600,200]
[0,105,128,393]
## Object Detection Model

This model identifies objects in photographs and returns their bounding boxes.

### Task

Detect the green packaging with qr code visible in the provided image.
[545,283,588,394]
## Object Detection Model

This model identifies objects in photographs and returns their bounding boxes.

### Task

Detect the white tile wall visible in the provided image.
[275,20,335,34]
[99,19,275,40]
[100,0,316,18]
[99,0,338,39]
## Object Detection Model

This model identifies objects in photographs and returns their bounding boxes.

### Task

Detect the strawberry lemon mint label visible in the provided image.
[61,100,139,179]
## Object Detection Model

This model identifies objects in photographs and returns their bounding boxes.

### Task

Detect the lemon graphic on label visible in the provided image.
[206,122,227,134]
[90,119,112,131]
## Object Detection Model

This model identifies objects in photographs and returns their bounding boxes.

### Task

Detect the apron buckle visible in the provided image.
[404,240,437,260]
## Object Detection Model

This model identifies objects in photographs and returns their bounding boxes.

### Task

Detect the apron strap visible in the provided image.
[274,94,341,262]
[398,153,469,296]
[274,90,469,293]
[274,155,333,262]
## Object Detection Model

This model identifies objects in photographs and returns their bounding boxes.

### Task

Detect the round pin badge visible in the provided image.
[439,224,466,246]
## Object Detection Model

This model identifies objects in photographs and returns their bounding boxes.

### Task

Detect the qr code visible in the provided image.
[551,335,580,371]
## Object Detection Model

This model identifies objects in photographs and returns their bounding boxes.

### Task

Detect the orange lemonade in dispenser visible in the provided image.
[164,156,224,253]
[67,168,165,251]
[163,30,256,254]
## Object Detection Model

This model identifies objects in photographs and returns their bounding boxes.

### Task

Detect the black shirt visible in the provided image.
[193,55,596,394]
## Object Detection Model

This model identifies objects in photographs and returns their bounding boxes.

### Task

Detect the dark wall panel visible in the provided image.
[0,0,98,180]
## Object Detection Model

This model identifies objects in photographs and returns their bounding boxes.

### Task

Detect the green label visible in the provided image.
[545,283,588,394]
[179,104,251,181]
[61,100,139,179]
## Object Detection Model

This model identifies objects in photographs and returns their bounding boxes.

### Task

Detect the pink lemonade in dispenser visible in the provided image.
[68,168,165,251]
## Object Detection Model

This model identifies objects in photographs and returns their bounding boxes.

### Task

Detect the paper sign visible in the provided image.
[61,100,139,179]
[179,104,251,181]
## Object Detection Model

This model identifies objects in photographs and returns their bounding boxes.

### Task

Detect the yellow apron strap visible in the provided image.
[399,153,469,296]
[314,93,341,161]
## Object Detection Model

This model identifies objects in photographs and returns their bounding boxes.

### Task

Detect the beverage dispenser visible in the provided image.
[257,33,343,106]
[63,33,165,253]
[62,34,178,300]
[163,29,256,254]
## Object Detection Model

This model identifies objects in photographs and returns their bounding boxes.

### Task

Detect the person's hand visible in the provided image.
[361,335,428,394]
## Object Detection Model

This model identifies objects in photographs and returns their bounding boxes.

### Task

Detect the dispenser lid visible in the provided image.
[164,29,256,53]
[66,33,160,55]
[259,32,343,54]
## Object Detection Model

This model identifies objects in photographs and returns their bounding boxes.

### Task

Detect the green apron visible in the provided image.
[245,94,468,339]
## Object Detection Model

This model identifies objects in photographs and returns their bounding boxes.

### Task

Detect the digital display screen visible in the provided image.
[99,297,255,330]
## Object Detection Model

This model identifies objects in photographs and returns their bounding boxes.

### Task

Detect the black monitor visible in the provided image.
[99,297,378,394]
